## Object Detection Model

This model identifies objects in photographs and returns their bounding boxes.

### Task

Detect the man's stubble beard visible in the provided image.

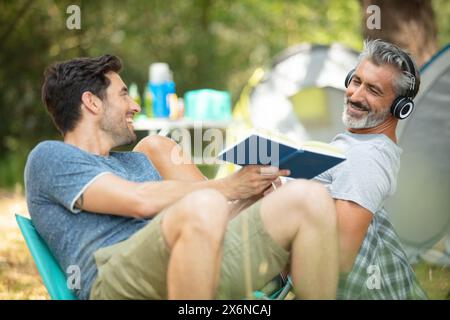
[342,97,391,129]
[100,103,137,148]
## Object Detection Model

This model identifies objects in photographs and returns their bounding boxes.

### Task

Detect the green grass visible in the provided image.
[0,191,48,299]
[414,261,450,299]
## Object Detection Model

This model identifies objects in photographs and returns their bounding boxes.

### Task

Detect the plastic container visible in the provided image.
[149,63,175,118]
[184,89,232,121]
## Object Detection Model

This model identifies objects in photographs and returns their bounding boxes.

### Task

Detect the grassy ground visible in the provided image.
[0,190,449,300]
[0,190,48,299]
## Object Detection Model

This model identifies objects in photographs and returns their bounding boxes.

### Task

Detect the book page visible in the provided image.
[253,127,300,149]
[301,141,344,158]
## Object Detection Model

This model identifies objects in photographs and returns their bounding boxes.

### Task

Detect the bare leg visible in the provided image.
[259,180,339,299]
[160,188,229,299]
[134,135,206,181]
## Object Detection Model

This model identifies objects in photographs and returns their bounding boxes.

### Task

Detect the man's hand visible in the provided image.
[263,177,283,196]
[222,165,290,200]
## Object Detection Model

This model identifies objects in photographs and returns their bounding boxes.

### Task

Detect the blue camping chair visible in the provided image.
[16,214,291,300]
[15,214,78,300]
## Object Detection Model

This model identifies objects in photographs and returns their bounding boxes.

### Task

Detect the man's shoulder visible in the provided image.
[27,140,83,164]
[30,140,75,154]
[26,141,95,176]
[343,134,401,160]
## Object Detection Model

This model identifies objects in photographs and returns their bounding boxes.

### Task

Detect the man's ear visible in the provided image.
[81,91,102,114]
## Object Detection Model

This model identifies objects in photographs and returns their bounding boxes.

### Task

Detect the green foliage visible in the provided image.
[433,0,450,47]
[0,0,449,188]
[0,152,27,190]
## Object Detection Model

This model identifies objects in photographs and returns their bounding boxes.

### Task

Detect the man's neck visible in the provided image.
[347,116,398,143]
[64,125,113,156]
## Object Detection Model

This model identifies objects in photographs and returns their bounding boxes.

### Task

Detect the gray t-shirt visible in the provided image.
[313,133,428,299]
[314,132,402,214]
[24,141,162,299]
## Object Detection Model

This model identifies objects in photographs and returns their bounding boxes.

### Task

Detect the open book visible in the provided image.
[217,133,345,179]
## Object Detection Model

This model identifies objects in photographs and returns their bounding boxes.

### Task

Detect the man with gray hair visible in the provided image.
[140,39,428,299]
[312,38,427,299]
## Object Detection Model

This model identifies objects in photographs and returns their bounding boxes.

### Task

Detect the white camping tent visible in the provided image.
[216,43,359,178]
[247,43,359,143]
[386,44,450,266]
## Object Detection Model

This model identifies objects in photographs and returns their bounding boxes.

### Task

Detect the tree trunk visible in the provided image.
[360,0,438,66]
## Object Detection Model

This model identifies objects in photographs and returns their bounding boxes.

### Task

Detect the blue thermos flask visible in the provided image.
[149,63,175,118]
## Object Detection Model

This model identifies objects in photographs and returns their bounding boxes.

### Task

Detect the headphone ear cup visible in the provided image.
[345,69,355,88]
[391,96,415,119]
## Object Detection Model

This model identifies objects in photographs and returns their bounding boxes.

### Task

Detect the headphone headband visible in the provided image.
[399,52,418,98]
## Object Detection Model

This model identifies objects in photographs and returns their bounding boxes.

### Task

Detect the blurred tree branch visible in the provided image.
[0,0,35,51]
[0,0,448,188]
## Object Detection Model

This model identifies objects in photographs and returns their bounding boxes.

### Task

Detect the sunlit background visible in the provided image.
[0,0,449,299]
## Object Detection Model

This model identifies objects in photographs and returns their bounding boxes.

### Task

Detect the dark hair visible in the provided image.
[42,54,122,135]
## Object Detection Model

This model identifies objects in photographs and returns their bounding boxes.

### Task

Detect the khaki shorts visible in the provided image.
[89,201,289,299]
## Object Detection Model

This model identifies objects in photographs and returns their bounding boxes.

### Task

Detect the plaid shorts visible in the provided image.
[338,208,428,300]
[89,201,289,299]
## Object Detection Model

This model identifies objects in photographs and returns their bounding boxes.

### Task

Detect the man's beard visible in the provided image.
[341,97,391,129]
[100,104,137,147]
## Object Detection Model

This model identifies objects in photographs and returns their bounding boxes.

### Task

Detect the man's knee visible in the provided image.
[285,179,330,202]
[174,189,229,242]
[278,180,336,227]
[134,135,176,156]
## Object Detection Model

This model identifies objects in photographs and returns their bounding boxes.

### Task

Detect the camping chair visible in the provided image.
[16,214,292,300]
[15,214,78,300]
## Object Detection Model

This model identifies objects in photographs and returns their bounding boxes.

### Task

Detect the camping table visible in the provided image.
[133,117,232,164]
[133,117,231,136]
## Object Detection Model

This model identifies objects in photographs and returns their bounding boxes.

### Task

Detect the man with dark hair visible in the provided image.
[42,55,123,135]
[25,54,339,299]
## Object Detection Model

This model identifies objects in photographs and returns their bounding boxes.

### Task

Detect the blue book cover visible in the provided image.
[218,134,346,179]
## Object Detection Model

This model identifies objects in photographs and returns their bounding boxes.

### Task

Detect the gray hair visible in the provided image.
[358,39,420,98]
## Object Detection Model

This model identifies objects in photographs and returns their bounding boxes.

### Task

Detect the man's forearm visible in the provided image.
[136,166,280,217]
[137,178,237,217]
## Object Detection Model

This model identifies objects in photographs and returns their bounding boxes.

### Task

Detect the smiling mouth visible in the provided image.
[348,102,369,112]
[126,114,134,126]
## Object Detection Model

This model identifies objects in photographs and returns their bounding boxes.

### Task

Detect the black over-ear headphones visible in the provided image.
[344,52,418,120]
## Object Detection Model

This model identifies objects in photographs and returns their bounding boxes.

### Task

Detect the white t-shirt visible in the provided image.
[314,132,403,214]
